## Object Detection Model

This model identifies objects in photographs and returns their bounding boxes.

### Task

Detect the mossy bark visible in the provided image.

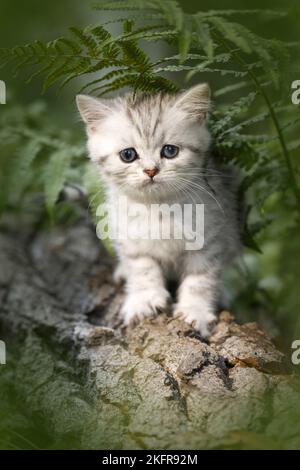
[0,220,299,449]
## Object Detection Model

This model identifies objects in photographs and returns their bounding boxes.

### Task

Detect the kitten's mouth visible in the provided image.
[142,178,158,186]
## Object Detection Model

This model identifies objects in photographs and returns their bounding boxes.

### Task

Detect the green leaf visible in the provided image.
[178,28,192,63]
[242,228,263,254]
[69,26,98,56]
[12,140,42,197]
[214,81,250,97]
[193,18,214,60]
[44,149,72,215]
[208,17,252,53]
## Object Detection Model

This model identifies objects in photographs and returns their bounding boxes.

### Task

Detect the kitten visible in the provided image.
[77,84,241,337]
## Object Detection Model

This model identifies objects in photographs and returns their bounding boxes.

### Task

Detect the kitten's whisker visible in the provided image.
[165,180,190,203]
[184,182,224,215]
[176,177,225,215]
[181,185,203,206]
[167,180,199,206]
[174,171,233,179]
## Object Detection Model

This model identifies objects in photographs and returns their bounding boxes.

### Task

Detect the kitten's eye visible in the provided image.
[161,144,179,159]
[119,147,138,163]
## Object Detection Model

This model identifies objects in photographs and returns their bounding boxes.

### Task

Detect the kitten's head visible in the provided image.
[77,84,211,201]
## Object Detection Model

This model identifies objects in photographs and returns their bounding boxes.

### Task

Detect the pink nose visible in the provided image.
[144,167,159,178]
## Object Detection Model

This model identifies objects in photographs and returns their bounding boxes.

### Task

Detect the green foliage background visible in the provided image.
[0,0,300,449]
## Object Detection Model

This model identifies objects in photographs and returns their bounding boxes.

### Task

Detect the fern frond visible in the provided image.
[287,140,300,153]
[10,140,42,198]
[80,68,129,94]
[92,1,148,12]
[214,81,250,97]
[93,1,286,18]
[69,26,98,56]
[44,148,72,215]
[198,9,287,18]
[208,17,252,54]
[93,73,139,96]
[178,27,192,63]
[119,40,150,69]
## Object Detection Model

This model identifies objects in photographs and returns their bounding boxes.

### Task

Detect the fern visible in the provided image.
[0,101,87,222]
[43,149,72,215]
[11,140,42,199]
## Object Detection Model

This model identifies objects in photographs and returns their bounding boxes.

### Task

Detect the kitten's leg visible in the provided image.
[174,262,220,337]
[113,260,127,285]
[121,256,171,325]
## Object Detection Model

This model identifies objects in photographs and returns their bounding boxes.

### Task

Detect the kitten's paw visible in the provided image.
[174,304,217,338]
[121,289,171,326]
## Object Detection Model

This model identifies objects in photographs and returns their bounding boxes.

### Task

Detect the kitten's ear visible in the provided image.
[175,83,210,121]
[76,95,110,131]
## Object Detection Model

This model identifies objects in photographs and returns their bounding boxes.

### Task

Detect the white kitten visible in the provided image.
[77,84,241,337]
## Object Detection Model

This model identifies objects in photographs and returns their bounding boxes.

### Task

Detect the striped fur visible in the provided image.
[77,84,241,337]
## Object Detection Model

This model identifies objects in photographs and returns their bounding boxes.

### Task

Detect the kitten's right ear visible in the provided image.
[76,95,110,131]
[175,83,210,122]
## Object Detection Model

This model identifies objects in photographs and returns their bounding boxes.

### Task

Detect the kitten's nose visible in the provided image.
[144,167,159,179]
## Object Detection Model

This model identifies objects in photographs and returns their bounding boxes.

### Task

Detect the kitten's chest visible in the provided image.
[109,198,203,265]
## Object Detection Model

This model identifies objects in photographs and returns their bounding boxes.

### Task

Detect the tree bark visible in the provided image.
[0,218,299,450]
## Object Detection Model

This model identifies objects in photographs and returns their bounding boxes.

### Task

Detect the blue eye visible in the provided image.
[161,145,179,159]
[119,147,138,163]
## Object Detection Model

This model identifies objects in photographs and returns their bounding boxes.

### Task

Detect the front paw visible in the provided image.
[121,288,171,326]
[174,304,217,338]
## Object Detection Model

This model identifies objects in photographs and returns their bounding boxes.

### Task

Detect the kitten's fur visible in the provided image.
[77,84,241,337]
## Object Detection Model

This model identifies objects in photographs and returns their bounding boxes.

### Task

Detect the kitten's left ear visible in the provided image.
[175,83,210,122]
[76,94,111,132]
